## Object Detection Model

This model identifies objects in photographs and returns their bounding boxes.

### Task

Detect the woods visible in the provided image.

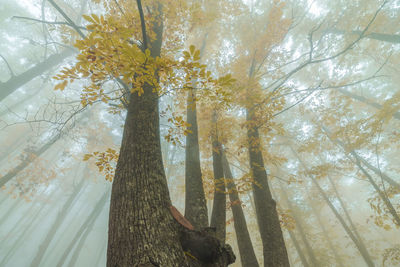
[1,0,399,266]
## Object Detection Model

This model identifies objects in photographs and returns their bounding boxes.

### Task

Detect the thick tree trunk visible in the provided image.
[246,110,290,267]
[185,89,209,229]
[106,8,189,265]
[210,113,226,242]
[0,49,74,102]
[221,152,259,267]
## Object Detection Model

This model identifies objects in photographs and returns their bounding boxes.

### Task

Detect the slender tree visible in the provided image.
[222,152,259,267]
[210,111,226,242]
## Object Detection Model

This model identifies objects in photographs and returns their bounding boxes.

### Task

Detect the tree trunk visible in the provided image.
[222,152,259,267]
[246,109,290,267]
[210,112,226,242]
[185,88,209,229]
[106,7,189,265]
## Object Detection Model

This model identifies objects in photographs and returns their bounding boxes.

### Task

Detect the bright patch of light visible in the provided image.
[112,128,122,137]
[242,0,256,7]
[307,0,325,17]
[17,0,41,15]
[344,177,354,185]
[284,37,293,51]
[301,124,312,135]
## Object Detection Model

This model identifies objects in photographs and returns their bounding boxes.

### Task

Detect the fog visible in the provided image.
[0,0,399,266]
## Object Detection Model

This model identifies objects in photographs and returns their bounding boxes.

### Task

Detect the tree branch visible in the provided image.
[136,0,148,51]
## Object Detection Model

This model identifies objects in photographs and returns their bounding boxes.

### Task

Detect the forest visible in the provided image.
[0,0,399,266]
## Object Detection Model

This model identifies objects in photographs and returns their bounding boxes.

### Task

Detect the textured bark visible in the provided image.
[210,116,226,242]
[246,110,290,267]
[30,168,87,267]
[106,7,190,265]
[0,49,74,102]
[222,153,259,267]
[185,89,208,229]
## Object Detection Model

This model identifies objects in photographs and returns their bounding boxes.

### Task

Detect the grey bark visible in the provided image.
[185,88,209,229]
[210,113,226,242]
[246,109,290,267]
[222,152,259,267]
[107,4,191,265]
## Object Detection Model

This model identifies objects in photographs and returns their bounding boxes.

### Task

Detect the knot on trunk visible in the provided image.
[170,206,236,266]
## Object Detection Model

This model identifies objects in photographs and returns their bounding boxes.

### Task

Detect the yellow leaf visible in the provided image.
[189,45,195,55]
[83,154,92,161]
[82,14,94,23]
[54,80,68,91]
[92,14,100,23]
[183,51,190,59]
[193,50,200,61]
